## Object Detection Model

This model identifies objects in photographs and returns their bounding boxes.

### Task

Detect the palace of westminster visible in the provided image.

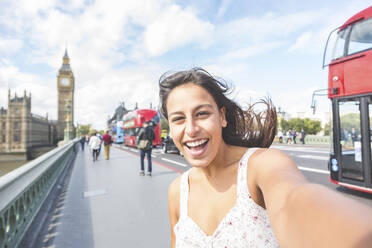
[0,50,75,159]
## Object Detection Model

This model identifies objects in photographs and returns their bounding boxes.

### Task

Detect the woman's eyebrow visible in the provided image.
[194,104,213,111]
[168,104,214,117]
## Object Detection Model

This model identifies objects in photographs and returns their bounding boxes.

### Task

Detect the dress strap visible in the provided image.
[179,169,191,218]
[237,148,260,197]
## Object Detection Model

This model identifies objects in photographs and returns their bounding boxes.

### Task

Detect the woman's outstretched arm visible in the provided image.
[251,148,372,248]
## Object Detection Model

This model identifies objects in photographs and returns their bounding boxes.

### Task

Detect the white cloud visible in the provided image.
[288,31,313,52]
[0,38,23,54]
[219,41,285,61]
[218,10,324,45]
[75,65,162,128]
[217,0,232,18]
[143,4,214,57]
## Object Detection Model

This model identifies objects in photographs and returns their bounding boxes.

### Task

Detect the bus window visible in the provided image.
[323,26,351,66]
[348,18,372,55]
[332,27,350,60]
[338,99,363,180]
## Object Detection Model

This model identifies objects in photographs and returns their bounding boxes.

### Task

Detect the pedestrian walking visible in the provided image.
[137,121,155,176]
[160,68,372,248]
[351,127,359,146]
[102,130,113,160]
[293,129,297,144]
[80,135,86,151]
[88,132,101,162]
[300,129,306,145]
[96,132,103,157]
[278,130,283,143]
[286,130,293,144]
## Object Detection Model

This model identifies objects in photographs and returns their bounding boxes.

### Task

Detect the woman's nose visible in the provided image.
[185,119,199,137]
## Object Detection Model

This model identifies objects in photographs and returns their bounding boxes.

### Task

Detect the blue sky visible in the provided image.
[0,0,371,129]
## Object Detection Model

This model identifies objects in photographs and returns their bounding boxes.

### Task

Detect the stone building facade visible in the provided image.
[0,90,57,158]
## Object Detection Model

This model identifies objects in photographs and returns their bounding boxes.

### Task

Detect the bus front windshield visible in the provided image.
[348,17,372,55]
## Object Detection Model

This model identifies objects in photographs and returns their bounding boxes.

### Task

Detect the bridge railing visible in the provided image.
[0,139,79,248]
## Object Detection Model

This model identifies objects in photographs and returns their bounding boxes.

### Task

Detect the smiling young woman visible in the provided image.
[159,68,372,248]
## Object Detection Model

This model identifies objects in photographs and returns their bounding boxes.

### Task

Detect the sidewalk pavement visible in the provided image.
[52,146,180,248]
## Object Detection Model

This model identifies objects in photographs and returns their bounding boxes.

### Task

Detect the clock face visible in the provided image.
[61,77,70,87]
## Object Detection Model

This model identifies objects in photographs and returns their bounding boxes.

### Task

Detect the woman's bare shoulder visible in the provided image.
[248,147,306,189]
[250,147,296,170]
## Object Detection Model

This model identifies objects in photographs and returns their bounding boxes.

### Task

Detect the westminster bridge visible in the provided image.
[1,139,372,248]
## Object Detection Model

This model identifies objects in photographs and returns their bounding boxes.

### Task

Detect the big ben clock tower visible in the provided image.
[57,49,75,140]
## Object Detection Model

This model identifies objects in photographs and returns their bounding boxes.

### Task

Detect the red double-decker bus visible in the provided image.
[323,6,372,193]
[122,109,161,147]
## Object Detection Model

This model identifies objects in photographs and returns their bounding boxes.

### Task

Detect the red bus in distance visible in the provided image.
[122,109,161,147]
[323,6,372,193]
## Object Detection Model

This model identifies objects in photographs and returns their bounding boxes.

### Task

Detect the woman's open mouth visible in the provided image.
[183,138,209,157]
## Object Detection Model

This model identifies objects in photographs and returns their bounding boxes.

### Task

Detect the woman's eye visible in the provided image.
[196,111,210,117]
[171,116,184,122]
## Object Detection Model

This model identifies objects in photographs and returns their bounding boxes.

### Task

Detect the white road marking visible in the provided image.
[271,145,330,154]
[161,158,188,167]
[298,166,329,175]
[297,155,329,161]
[83,189,107,198]
[151,155,156,158]
[130,148,139,153]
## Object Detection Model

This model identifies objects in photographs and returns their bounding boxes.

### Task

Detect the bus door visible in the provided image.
[335,97,372,186]
[336,98,363,181]
[368,97,372,184]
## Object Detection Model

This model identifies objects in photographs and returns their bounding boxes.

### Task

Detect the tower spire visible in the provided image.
[60,48,71,72]
[63,48,69,59]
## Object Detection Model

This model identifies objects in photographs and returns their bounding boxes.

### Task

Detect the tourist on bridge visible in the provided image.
[159,68,372,248]
[300,129,306,145]
[96,132,103,157]
[88,132,101,162]
[137,121,155,176]
[277,129,283,143]
[102,130,113,160]
[292,129,297,144]
[80,135,86,151]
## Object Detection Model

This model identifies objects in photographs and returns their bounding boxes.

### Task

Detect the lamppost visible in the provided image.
[64,100,73,141]
[277,107,286,131]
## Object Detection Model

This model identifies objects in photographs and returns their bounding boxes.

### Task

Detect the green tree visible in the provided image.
[280,118,322,135]
[78,124,91,135]
[324,122,330,136]
[303,118,322,135]
[340,113,360,132]
[280,119,289,131]
[288,118,305,132]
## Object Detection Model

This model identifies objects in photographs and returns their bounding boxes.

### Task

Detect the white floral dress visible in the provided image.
[174,148,279,248]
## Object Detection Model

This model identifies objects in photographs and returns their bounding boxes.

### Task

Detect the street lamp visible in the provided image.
[64,100,73,141]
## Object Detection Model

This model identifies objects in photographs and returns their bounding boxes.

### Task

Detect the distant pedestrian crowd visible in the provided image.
[81,130,113,162]
[277,129,306,144]
[80,124,154,177]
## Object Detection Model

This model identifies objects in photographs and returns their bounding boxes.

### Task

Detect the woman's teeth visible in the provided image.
[185,139,208,148]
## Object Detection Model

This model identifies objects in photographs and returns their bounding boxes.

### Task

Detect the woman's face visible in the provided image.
[166,83,227,167]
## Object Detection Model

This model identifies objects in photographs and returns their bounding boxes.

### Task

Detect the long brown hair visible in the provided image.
[159,68,276,148]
